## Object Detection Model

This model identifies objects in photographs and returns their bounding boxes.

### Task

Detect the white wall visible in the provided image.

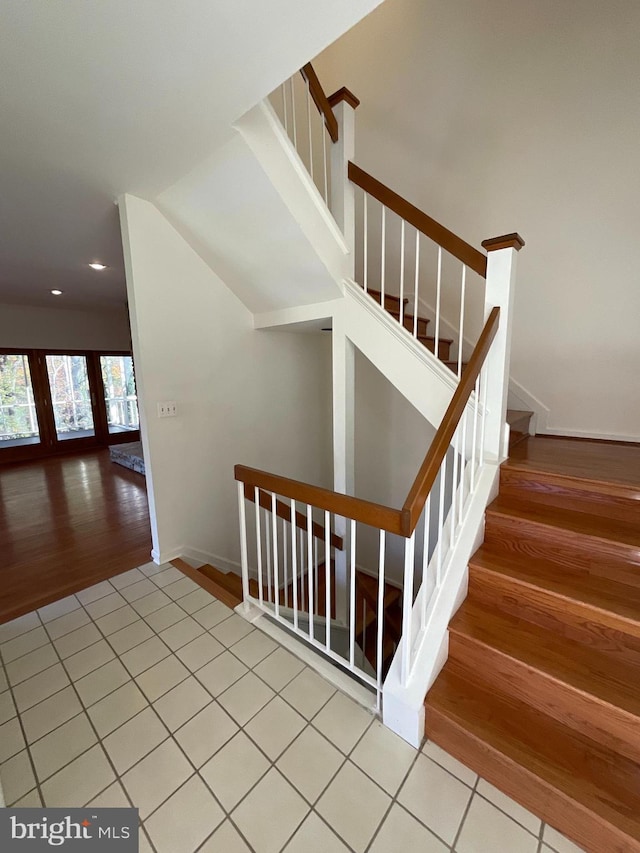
[316,0,640,440]
[0,303,131,351]
[354,348,436,582]
[120,194,332,567]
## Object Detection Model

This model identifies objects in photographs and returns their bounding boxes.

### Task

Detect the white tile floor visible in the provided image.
[0,562,586,853]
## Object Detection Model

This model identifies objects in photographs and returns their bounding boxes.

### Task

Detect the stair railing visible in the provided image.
[269,63,342,208]
[348,162,488,379]
[235,466,403,708]
[235,300,509,706]
[268,61,502,381]
[249,59,524,731]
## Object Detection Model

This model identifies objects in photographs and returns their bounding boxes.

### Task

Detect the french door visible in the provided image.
[0,349,140,463]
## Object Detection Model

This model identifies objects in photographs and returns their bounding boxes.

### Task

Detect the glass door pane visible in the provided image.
[46,354,95,441]
[100,355,139,434]
[0,354,41,447]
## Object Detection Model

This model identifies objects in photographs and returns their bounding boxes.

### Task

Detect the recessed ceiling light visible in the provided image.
[51,289,63,296]
[88,262,108,271]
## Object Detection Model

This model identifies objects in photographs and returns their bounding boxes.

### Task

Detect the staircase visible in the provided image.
[176,555,401,675]
[424,437,640,852]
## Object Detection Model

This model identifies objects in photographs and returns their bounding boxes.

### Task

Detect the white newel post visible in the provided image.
[481,233,525,460]
[329,88,359,274]
[331,306,355,627]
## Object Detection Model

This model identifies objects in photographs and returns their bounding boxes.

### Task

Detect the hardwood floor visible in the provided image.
[0,450,151,623]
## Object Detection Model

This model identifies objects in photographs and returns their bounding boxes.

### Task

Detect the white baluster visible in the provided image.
[437,456,447,587]
[314,538,319,617]
[322,123,329,203]
[307,505,314,640]
[458,265,467,380]
[305,77,314,181]
[399,219,406,327]
[271,493,279,619]
[435,246,442,358]
[349,519,356,668]
[459,409,468,522]
[421,495,431,629]
[291,499,298,630]
[325,510,331,651]
[265,508,272,604]
[401,531,415,687]
[363,192,368,293]
[450,428,459,548]
[413,229,420,338]
[471,377,480,492]
[282,82,288,136]
[282,517,288,608]
[376,528,387,703]
[380,205,386,307]
[290,77,297,150]
[237,482,250,603]
[299,530,305,612]
[254,487,263,606]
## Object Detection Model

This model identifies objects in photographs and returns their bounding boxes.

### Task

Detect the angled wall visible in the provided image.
[119,194,332,567]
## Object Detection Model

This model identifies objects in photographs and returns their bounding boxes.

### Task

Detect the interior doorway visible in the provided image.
[0,349,140,463]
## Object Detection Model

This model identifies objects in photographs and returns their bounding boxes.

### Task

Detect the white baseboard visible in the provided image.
[507,377,549,434]
[179,546,242,576]
[151,546,184,566]
[537,426,640,444]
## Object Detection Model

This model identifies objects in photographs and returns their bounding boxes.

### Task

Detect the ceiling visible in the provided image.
[0,0,382,311]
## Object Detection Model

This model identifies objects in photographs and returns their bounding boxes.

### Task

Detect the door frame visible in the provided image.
[0,348,140,465]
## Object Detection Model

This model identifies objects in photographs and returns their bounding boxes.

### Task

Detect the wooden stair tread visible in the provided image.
[506,409,533,430]
[508,436,640,491]
[488,495,640,549]
[425,669,640,845]
[450,599,640,719]
[356,571,402,609]
[171,559,242,609]
[417,334,453,345]
[197,563,244,608]
[500,463,640,500]
[366,287,408,307]
[470,545,640,623]
[443,360,467,374]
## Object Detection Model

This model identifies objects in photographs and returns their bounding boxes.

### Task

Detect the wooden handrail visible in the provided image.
[401,306,500,534]
[301,63,339,143]
[235,465,405,536]
[327,87,360,110]
[348,161,488,279]
[244,483,344,550]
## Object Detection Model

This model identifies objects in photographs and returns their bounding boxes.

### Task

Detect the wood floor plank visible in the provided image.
[0,450,151,623]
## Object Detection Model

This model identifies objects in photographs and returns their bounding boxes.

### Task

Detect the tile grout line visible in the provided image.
[34,593,161,853]
[0,636,45,807]
[2,564,557,853]
[185,664,358,853]
[5,571,404,825]
[450,770,480,851]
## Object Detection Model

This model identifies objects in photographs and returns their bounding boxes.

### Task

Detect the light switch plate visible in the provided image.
[157,401,177,418]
